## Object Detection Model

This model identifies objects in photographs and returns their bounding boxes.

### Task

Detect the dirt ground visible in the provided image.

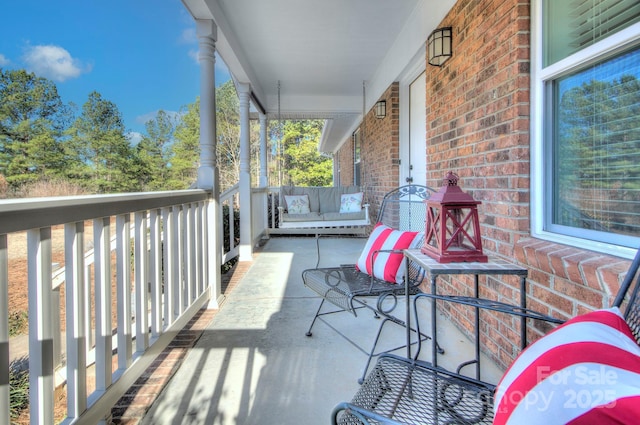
[8,221,100,325]
[8,222,242,423]
[8,227,67,315]
[8,222,100,424]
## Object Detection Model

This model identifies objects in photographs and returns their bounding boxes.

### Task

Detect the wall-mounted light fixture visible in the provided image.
[428,27,453,67]
[375,100,386,119]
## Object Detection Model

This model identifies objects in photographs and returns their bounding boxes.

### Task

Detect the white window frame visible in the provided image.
[531,0,640,258]
[353,128,361,186]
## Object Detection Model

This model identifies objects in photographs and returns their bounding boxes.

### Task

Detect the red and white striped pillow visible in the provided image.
[355,222,423,284]
[494,307,640,424]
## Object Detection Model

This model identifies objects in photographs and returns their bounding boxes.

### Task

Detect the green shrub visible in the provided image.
[9,357,29,420]
[8,311,28,337]
[222,205,240,273]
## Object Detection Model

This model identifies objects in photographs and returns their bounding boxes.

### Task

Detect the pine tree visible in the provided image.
[138,110,175,190]
[68,91,138,193]
[0,68,72,188]
[168,100,200,189]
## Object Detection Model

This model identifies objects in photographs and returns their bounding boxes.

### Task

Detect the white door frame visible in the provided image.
[399,49,427,187]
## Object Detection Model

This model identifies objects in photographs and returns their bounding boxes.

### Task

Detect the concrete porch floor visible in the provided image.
[133,236,505,425]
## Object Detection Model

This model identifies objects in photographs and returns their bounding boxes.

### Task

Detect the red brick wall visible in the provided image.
[425,0,631,369]
[426,0,531,258]
[336,140,353,187]
[336,83,401,222]
[335,0,633,370]
[422,0,535,368]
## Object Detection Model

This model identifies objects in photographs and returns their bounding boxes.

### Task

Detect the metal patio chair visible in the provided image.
[332,246,640,424]
[302,184,439,383]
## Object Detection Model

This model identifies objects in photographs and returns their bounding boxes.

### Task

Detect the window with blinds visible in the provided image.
[545,0,640,66]
[353,129,361,186]
[549,45,640,241]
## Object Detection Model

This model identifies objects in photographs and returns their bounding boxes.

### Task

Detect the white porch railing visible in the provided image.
[220,183,270,261]
[221,184,240,265]
[264,186,281,234]
[251,186,270,246]
[220,183,277,263]
[0,189,233,424]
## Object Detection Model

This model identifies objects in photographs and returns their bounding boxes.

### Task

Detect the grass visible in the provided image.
[8,314,30,421]
[9,357,30,421]
[8,311,28,337]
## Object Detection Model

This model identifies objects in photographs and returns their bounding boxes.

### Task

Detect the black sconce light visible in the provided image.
[375,100,386,119]
[428,27,453,66]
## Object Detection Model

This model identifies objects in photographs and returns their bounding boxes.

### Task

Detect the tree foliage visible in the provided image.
[0,68,72,186]
[138,110,175,190]
[282,120,332,186]
[0,69,332,197]
[169,100,200,189]
[216,81,241,191]
[67,91,139,193]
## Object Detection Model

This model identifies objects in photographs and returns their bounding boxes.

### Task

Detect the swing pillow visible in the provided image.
[284,194,311,214]
[339,192,363,213]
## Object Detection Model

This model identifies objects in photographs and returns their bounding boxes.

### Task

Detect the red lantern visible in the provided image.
[421,172,488,263]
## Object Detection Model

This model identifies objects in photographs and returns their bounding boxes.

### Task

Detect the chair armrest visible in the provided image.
[413,292,565,362]
[332,402,403,425]
[416,293,565,324]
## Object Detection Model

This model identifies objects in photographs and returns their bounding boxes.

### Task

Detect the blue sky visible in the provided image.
[0,0,231,141]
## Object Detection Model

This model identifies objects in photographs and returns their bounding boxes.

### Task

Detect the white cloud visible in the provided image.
[22,45,89,82]
[127,132,143,146]
[136,111,159,127]
[181,24,201,65]
[189,49,199,64]
[0,54,10,66]
[181,27,197,44]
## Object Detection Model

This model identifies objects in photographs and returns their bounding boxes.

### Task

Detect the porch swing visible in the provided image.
[271,81,371,236]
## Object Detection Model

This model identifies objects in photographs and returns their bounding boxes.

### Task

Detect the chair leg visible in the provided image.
[358,316,444,384]
[306,298,325,337]
[358,317,392,384]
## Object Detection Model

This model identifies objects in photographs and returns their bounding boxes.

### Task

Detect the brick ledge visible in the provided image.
[515,238,630,312]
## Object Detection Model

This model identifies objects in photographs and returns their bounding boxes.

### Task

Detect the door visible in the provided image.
[399,71,428,229]
[408,72,427,186]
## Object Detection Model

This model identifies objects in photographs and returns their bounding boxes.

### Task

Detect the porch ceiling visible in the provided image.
[181,0,455,153]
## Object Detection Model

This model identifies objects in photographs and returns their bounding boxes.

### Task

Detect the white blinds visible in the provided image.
[570,0,640,49]
[545,0,640,66]
[554,47,640,239]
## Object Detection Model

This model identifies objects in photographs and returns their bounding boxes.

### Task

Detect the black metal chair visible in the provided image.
[302,184,438,383]
[332,247,640,424]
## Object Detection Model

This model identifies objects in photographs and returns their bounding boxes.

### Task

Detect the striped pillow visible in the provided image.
[494,307,640,425]
[355,222,423,284]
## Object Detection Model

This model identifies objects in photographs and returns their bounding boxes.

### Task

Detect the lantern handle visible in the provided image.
[444,171,459,186]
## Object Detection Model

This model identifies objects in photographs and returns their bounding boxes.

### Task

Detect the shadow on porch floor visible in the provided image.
[111,236,505,424]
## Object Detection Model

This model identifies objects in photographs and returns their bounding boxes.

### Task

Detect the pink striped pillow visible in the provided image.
[355,222,423,284]
[494,307,640,424]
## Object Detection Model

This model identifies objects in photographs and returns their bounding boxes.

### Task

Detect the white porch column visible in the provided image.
[259,113,268,187]
[238,83,253,261]
[196,19,222,307]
